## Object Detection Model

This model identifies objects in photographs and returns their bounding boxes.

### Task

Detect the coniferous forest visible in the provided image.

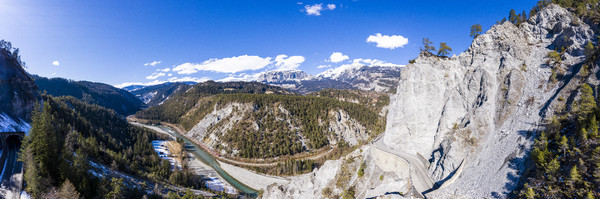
[21,95,208,198]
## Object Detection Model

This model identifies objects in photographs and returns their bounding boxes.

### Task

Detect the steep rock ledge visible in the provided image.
[382,4,594,198]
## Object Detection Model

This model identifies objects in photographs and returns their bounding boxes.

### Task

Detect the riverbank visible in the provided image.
[130,121,257,197]
[218,160,290,191]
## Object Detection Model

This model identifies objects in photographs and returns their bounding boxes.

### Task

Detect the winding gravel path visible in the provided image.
[373,134,434,195]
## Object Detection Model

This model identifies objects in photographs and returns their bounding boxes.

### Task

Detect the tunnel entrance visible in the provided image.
[5,135,21,149]
[0,133,24,186]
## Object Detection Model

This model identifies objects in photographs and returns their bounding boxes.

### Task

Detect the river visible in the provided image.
[133,122,258,198]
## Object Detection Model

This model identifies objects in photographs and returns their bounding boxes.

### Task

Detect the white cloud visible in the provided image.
[144,61,162,66]
[173,55,272,74]
[168,76,210,83]
[327,4,336,10]
[146,72,166,80]
[319,58,404,78]
[297,2,303,5]
[273,55,305,71]
[366,33,408,49]
[304,4,323,16]
[52,61,60,66]
[157,68,171,72]
[303,3,336,16]
[317,65,331,68]
[328,52,349,63]
[168,73,173,76]
[172,54,305,74]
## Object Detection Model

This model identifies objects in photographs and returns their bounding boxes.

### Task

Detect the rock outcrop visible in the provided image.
[262,145,412,199]
[0,47,39,132]
[187,102,371,157]
[383,4,594,198]
[262,4,597,198]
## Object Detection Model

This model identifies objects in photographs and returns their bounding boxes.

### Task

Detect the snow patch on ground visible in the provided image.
[20,191,30,199]
[0,112,30,133]
[204,177,236,194]
[152,140,181,170]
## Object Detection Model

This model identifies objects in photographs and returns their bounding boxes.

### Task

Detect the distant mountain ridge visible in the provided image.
[257,65,402,94]
[33,75,146,116]
[128,82,193,106]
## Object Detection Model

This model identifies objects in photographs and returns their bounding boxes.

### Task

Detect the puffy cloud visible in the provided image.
[218,73,262,82]
[327,4,336,10]
[366,33,408,49]
[317,65,331,68]
[304,4,323,15]
[168,76,210,83]
[303,3,335,15]
[146,72,166,80]
[273,55,305,71]
[173,55,272,74]
[52,61,60,66]
[144,61,162,66]
[172,54,305,74]
[328,52,349,63]
[157,68,171,72]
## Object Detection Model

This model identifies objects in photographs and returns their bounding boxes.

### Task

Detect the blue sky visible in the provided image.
[0,0,538,87]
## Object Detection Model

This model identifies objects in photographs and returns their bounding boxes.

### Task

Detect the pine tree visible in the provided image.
[560,135,569,157]
[585,41,595,58]
[470,24,482,38]
[578,84,596,116]
[523,183,535,199]
[107,177,124,199]
[591,115,599,139]
[22,103,60,197]
[509,9,518,24]
[420,38,436,55]
[546,158,560,175]
[579,128,589,140]
[57,179,81,199]
[437,42,452,57]
[569,165,581,187]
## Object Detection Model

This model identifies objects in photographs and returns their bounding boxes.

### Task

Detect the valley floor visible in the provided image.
[218,160,290,191]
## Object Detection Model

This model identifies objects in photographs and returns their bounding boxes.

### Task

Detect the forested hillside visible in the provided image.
[519,84,600,198]
[33,75,146,116]
[307,89,390,114]
[136,86,387,162]
[20,95,186,198]
[128,82,192,106]
[135,81,291,125]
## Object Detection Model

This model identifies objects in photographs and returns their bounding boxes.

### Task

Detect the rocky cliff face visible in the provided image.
[186,102,370,157]
[262,4,596,198]
[0,48,39,132]
[383,4,594,198]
